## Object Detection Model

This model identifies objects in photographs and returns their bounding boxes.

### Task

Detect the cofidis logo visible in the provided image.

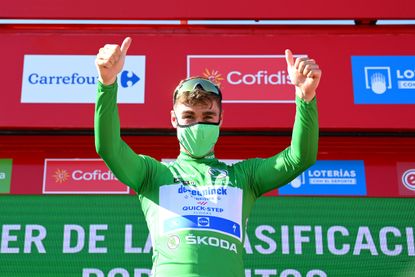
[279,160,367,196]
[43,159,129,194]
[187,55,305,103]
[351,56,415,104]
[21,55,145,103]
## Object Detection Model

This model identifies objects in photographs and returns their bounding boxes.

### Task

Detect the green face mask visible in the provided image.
[177,123,220,158]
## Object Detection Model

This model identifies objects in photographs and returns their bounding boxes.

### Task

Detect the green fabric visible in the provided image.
[94,81,319,277]
[177,123,219,158]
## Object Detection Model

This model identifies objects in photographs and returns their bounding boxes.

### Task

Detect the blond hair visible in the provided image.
[174,87,222,110]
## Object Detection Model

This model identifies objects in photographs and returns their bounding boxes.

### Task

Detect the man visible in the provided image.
[95,37,320,277]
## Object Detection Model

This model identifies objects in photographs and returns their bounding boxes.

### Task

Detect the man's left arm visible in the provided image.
[249,49,321,196]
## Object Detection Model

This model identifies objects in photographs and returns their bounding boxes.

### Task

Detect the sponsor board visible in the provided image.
[43,159,129,194]
[21,55,145,103]
[0,159,12,193]
[351,56,415,104]
[187,55,304,103]
[397,162,415,196]
[279,160,367,196]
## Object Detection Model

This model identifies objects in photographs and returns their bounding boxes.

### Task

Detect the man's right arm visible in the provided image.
[94,80,146,191]
[94,37,155,192]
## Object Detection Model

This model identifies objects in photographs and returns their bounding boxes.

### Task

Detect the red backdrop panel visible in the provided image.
[1,135,414,197]
[1,0,414,20]
[1,26,414,131]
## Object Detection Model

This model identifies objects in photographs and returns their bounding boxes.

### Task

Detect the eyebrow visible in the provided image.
[180,110,218,116]
[202,111,218,116]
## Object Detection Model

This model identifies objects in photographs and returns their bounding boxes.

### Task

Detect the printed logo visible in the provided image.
[364,67,392,94]
[178,185,227,201]
[43,159,129,194]
[351,56,415,104]
[120,70,140,88]
[188,55,305,103]
[0,159,12,194]
[279,160,367,196]
[397,163,415,196]
[197,217,210,227]
[402,170,415,191]
[160,184,243,241]
[208,168,228,178]
[167,235,180,249]
[21,55,146,103]
[203,68,225,87]
[52,169,70,183]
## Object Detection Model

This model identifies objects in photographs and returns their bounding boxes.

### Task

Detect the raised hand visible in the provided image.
[285,49,321,102]
[95,37,132,85]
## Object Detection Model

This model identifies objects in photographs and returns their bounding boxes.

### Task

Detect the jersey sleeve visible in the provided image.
[94,81,161,193]
[246,96,319,197]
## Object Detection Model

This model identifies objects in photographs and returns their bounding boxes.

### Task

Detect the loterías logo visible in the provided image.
[43,159,130,194]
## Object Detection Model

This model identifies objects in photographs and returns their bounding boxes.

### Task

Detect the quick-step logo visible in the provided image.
[21,55,145,103]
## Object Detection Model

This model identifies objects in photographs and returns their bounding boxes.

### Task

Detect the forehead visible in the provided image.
[174,101,221,115]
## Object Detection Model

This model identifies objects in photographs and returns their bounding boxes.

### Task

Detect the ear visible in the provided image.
[171,110,178,128]
[219,109,224,127]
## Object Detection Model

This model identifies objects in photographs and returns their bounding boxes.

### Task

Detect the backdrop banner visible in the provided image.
[0,195,414,277]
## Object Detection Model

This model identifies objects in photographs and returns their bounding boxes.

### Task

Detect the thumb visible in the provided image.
[120,37,132,56]
[285,49,294,67]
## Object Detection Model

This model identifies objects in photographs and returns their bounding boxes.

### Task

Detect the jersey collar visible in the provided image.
[177,151,217,163]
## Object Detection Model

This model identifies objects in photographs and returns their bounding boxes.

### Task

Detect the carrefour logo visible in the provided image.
[21,55,145,103]
[120,71,140,88]
[351,56,415,104]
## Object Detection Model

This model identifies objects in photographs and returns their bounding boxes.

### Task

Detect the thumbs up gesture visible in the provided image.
[285,49,321,102]
[95,37,132,85]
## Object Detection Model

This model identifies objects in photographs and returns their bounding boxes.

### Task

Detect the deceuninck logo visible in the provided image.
[279,160,367,196]
[351,56,415,104]
[0,159,12,193]
[43,159,129,194]
[187,55,306,103]
[21,55,146,103]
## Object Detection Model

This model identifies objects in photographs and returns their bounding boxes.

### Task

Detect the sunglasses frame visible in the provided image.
[173,77,222,102]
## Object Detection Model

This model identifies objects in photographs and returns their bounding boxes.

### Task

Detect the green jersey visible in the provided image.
[94,81,319,277]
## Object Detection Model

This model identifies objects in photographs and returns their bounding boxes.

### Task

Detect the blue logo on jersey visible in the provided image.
[279,160,367,196]
[120,70,140,88]
[351,56,415,104]
[197,217,210,227]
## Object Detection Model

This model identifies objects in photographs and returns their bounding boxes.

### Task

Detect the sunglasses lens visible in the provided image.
[177,78,221,96]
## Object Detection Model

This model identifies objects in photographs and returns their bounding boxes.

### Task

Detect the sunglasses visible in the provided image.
[174,77,222,102]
